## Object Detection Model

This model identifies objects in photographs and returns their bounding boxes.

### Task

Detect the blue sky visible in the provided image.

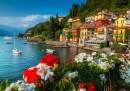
[0,0,86,30]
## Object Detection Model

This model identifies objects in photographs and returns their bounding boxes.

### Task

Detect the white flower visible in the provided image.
[127,61,130,66]
[75,53,87,63]
[78,89,86,91]
[5,80,35,91]
[119,58,125,62]
[5,83,16,91]
[91,52,96,56]
[121,65,126,70]
[110,52,116,56]
[120,74,126,79]
[89,60,97,66]
[36,63,49,68]
[119,69,124,73]
[99,74,107,81]
[98,62,108,70]
[37,66,54,81]
[64,71,78,78]
[100,53,107,58]
[16,81,35,91]
[86,57,93,62]
[125,78,130,83]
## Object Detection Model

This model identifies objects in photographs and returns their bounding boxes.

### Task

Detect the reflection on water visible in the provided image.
[0,37,93,84]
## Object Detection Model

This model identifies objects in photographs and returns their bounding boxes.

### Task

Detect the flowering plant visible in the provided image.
[3,52,130,91]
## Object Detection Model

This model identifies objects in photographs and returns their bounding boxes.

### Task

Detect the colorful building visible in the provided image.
[116,17,125,27]
[93,12,112,21]
[85,16,93,23]
[94,19,111,28]
[58,16,65,22]
[80,26,95,39]
[71,27,80,43]
[113,26,127,42]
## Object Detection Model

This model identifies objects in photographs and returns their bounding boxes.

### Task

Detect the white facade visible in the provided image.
[85,16,93,23]
[127,10,130,14]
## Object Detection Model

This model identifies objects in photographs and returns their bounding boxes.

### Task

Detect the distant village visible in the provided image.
[58,9,130,48]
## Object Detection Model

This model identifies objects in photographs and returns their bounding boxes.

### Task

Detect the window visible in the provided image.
[122,24,123,27]
[95,29,96,32]
[99,23,100,27]
[121,30,122,34]
[95,24,96,28]
[85,32,86,35]
[117,21,118,24]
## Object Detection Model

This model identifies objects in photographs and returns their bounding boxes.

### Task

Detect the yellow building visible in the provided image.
[116,17,125,27]
[93,12,112,21]
[60,34,62,41]
[80,26,95,39]
[113,26,127,42]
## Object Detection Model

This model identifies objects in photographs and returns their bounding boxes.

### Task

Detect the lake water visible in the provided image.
[0,37,93,84]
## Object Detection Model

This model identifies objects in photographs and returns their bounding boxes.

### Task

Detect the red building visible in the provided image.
[94,19,111,29]
[71,27,80,43]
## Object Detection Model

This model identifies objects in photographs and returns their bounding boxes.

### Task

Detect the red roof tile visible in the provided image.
[114,26,127,30]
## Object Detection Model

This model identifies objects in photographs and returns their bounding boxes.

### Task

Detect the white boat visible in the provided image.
[4,41,13,44]
[4,36,12,39]
[13,49,22,54]
[46,49,55,53]
[12,33,22,54]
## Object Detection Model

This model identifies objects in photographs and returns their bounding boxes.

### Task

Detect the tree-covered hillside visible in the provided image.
[24,0,130,40]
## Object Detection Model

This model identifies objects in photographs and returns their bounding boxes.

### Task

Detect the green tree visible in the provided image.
[67,32,73,40]
[125,29,130,43]
[17,33,23,37]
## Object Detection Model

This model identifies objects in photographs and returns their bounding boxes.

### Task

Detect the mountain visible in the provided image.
[0,25,26,37]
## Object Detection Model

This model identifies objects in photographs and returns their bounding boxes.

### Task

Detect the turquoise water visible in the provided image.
[0,37,93,84]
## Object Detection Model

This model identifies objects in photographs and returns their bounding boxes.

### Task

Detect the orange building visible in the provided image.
[58,16,65,22]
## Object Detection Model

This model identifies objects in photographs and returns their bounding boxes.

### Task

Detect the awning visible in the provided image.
[97,28,104,32]
[115,36,118,38]
[119,36,123,38]
[108,28,112,31]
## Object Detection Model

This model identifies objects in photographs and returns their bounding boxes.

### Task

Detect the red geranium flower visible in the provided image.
[87,82,97,91]
[23,67,41,84]
[79,82,85,89]
[40,55,60,68]
[67,58,73,66]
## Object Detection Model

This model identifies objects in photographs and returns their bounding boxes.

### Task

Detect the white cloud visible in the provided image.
[21,15,51,22]
[0,14,51,28]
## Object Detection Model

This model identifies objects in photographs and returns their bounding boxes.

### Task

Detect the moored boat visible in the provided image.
[4,41,13,44]
[46,49,55,53]
[4,36,12,39]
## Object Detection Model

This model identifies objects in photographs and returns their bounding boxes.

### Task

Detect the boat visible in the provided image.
[4,41,13,44]
[22,42,27,44]
[4,36,12,39]
[46,49,55,53]
[12,33,22,54]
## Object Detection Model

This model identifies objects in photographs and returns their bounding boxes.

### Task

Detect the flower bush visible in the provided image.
[3,53,130,91]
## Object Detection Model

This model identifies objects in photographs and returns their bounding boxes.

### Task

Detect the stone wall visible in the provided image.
[45,41,79,47]
[68,42,78,47]
[45,41,67,46]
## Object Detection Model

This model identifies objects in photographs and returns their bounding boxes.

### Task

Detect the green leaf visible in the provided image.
[52,63,59,71]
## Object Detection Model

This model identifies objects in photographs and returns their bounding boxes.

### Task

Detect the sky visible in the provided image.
[0,0,86,31]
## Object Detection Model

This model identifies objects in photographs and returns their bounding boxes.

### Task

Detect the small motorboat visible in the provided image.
[4,41,13,44]
[4,36,12,39]
[46,49,55,54]
[13,49,22,54]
